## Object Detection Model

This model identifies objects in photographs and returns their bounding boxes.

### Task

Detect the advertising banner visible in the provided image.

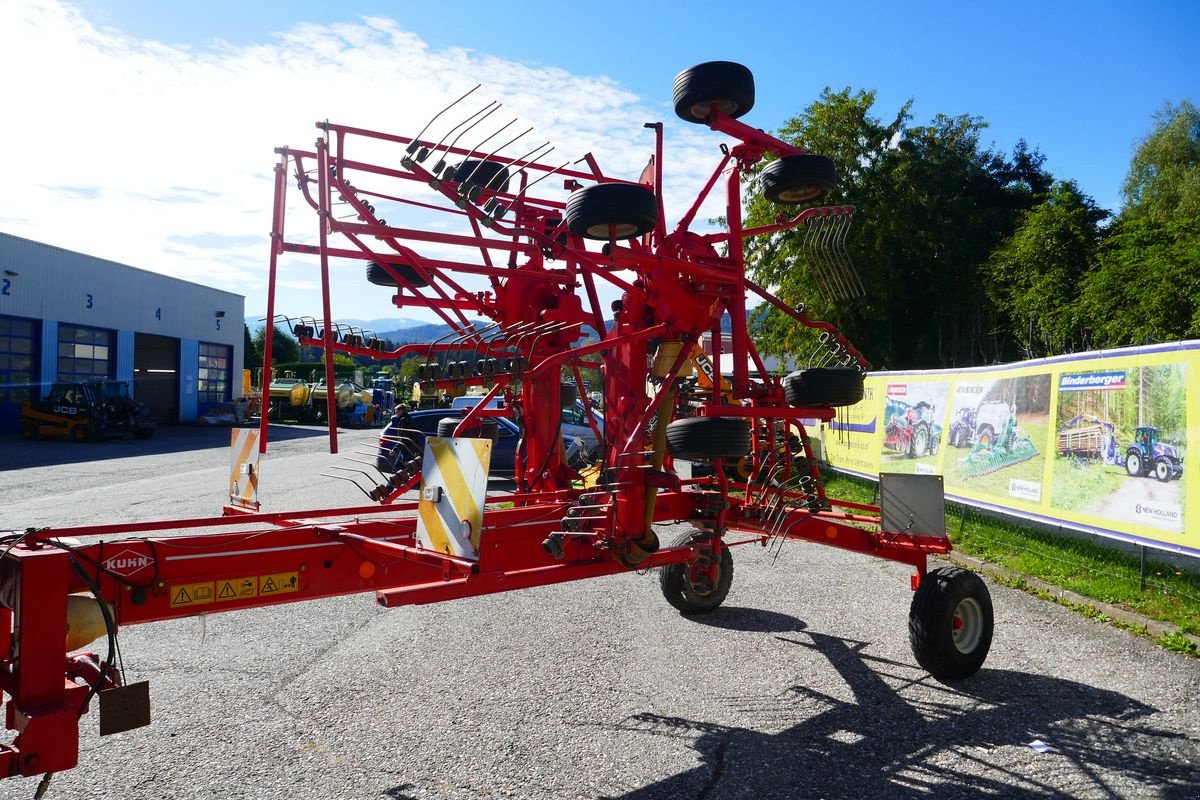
[810,341,1197,558]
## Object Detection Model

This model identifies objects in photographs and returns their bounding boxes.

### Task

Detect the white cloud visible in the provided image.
[0,1,737,324]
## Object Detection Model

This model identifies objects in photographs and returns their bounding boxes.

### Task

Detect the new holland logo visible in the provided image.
[102,549,154,578]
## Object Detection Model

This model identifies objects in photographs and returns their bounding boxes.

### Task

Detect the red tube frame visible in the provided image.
[0,89,952,782]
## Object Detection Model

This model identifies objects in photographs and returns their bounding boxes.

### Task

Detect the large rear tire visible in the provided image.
[783,368,864,407]
[672,61,755,123]
[564,183,658,241]
[909,566,993,680]
[1125,452,1142,477]
[665,417,751,461]
[366,260,430,289]
[20,420,38,440]
[659,530,733,615]
[760,154,838,204]
[910,424,930,458]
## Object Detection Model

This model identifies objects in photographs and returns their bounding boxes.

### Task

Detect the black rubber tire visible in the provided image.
[1125,452,1141,477]
[659,530,733,614]
[20,420,38,440]
[366,260,429,289]
[1155,460,1171,483]
[452,160,511,194]
[909,566,994,680]
[783,368,865,407]
[134,428,154,440]
[909,423,930,459]
[665,416,752,460]
[437,417,499,442]
[760,154,838,204]
[672,61,755,123]
[560,383,578,408]
[564,183,658,240]
[977,425,995,448]
[72,423,96,442]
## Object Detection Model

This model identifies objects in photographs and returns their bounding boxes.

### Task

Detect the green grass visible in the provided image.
[823,472,1200,651]
[1049,457,1126,511]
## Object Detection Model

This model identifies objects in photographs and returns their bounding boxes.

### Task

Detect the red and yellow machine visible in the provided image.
[0,62,993,786]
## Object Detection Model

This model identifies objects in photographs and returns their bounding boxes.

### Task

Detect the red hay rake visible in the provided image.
[0,62,992,786]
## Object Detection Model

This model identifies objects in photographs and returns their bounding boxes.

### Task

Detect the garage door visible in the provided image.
[134,333,179,423]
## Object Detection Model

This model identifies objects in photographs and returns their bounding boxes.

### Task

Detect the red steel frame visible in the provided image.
[0,99,951,782]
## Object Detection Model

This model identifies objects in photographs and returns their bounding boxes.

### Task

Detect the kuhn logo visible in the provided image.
[887,384,908,396]
[103,550,154,578]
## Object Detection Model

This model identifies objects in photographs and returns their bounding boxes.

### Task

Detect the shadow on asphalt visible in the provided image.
[585,616,1195,800]
[0,423,346,471]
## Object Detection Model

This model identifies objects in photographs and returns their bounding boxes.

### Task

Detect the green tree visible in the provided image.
[243,323,260,369]
[1078,100,1200,347]
[252,324,301,365]
[744,88,1052,369]
[986,181,1108,358]
[1079,215,1200,345]
[1122,100,1200,223]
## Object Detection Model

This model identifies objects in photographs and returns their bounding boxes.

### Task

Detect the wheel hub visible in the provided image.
[951,597,983,654]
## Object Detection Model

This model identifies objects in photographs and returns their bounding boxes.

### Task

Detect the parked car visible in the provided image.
[450,395,506,411]
[377,408,518,475]
[562,400,604,458]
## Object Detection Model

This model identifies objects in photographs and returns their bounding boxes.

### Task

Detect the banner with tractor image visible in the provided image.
[810,341,1198,557]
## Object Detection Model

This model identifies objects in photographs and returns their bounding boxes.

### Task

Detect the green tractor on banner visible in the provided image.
[957,401,1039,480]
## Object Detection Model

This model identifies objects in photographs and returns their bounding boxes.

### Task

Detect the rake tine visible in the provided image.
[406,83,482,157]
[432,101,501,176]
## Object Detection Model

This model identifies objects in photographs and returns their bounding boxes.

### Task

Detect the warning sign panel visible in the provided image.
[170,582,215,609]
[216,577,259,601]
[258,572,299,596]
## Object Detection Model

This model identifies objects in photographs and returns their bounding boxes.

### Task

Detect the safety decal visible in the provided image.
[258,572,299,596]
[169,582,215,608]
[216,577,259,601]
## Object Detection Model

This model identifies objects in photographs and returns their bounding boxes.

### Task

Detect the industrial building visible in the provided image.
[0,232,244,434]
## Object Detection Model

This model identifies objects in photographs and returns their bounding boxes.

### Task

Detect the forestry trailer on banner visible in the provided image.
[0,61,994,790]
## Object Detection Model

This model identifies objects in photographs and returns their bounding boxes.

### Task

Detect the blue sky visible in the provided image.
[3,0,1197,325]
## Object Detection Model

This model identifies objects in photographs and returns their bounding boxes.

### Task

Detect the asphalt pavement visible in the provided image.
[0,425,1197,799]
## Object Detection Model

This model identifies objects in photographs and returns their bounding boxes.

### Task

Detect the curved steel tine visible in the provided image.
[493,158,570,219]
[423,326,464,374]
[461,125,533,196]
[407,83,481,156]
[433,102,501,176]
[454,118,518,192]
[483,143,553,214]
[460,320,502,364]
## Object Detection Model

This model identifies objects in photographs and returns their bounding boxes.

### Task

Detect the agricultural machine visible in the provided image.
[957,401,1039,479]
[0,62,995,788]
[947,407,976,448]
[1125,425,1184,482]
[19,380,155,442]
[883,399,939,458]
[1056,414,1123,467]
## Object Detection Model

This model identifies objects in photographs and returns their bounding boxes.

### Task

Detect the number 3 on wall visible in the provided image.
[86,293,93,309]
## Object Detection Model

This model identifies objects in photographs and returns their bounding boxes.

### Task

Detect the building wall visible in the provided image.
[0,232,244,429]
